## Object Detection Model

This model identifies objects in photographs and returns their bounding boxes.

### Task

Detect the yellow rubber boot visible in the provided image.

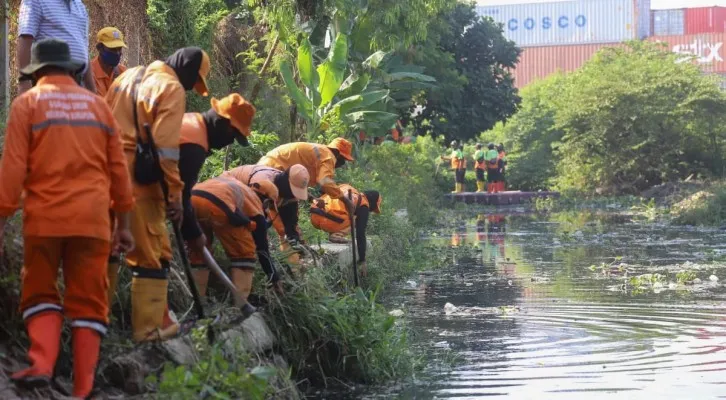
[451,181,458,194]
[191,269,210,298]
[131,277,179,342]
[107,259,119,312]
[230,269,254,307]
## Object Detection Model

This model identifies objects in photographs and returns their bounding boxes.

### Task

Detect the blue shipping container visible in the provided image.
[477,0,651,48]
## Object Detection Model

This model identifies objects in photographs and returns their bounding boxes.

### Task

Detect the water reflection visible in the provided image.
[375,212,726,399]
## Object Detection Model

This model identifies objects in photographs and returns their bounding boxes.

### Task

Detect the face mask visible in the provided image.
[100,49,121,67]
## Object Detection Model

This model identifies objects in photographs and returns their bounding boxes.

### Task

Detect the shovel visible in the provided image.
[348,190,359,287]
[202,247,256,317]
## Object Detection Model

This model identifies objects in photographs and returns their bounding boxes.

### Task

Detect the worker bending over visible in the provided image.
[442,141,466,193]
[222,164,310,243]
[473,143,486,193]
[258,138,356,258]
[310,184,382,277]
[179,93,256,262]
[188,177,281,303]
[106,46,211,342]
[0,39,135,398]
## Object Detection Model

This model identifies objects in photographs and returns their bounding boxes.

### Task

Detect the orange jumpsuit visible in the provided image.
[258,142,343,198]
[91,56,127,97]
[106,61,186,342]
[188,176,262,269]
[223,165,289,239]
[310,184,370,233]
[0,75,134,332]
[106,61,186,271]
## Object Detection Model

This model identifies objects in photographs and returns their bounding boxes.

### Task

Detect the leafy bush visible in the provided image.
[266,268,418,387]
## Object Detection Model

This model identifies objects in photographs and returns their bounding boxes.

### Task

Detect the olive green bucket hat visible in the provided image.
[20,38,85,77]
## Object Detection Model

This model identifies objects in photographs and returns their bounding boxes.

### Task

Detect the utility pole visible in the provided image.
[0,0,9,111]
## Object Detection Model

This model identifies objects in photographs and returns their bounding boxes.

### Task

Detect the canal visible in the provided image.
[367,211,726,399]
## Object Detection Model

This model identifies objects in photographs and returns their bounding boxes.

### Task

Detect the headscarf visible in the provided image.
[164,47,204,91]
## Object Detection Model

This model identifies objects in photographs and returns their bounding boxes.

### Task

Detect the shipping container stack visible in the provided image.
[476,0,726,89]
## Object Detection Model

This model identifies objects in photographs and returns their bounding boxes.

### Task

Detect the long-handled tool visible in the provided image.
[348,190,359,287]
[202,247,256,317]
[144,123,211,343]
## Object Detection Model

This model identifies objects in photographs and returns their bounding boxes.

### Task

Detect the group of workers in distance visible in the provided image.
[0,25,381,399]
[443,141,507,194]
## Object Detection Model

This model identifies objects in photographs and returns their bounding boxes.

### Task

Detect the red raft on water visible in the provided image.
[446,191,560,206]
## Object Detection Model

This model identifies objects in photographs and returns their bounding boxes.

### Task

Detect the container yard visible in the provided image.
[477,1,726,88]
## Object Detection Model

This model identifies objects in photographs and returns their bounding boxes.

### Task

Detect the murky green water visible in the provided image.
[369,212,726,399]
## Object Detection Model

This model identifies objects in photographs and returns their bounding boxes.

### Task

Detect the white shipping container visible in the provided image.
[477,0,651,48]
[652,9,685,36]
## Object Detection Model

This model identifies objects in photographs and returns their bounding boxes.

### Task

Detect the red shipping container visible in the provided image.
[685,7,726,34]
[512,43,622,88]
[649,32,726,73]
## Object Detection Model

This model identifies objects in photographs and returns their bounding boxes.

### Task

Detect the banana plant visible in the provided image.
[280,33,399,139]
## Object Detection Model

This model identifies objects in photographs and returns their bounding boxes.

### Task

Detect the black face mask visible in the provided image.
[330,149,346,168]
[274,170,295,200]
[165,47,204,91]
[201,109,236,150]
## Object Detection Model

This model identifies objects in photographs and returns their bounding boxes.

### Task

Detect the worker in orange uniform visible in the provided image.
[222,163,310,247]
[441,140,466,193]
[178,93,256,264]
[310,185,381,277]
[0,39,135,398]
[106,47,211,343]
[257,139,356,254]
[93,26,129,310]
[91,27,127,97]
[188,176,280,304]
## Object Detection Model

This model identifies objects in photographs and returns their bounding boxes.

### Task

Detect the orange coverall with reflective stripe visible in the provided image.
[258,142,343,198]
[91,56,127,98]
[222,165,289,237]
[188,177,264,269]
[0,75,134,328]
[310,184,369,233]
[106,61,186,269]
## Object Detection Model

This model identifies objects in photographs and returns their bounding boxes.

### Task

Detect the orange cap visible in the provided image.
[251,180,279,204]
[288,164,309,201]
[211,94,256,136]
[193,50,211,96]
[328,137,354,161]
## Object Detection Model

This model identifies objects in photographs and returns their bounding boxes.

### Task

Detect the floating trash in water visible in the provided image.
[406,280,417,288]
[434,341,450,349]
[694,278,703,284]
[465,282,474,286]
[444,303,458,315]
[668,282,678,290]
[710,275,719,282]
[508,280,513,286]
[389,309,405,317]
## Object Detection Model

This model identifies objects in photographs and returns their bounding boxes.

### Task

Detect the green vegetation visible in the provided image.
[670,184,726,226]
[410,3,520,141]
[487,41,726,195]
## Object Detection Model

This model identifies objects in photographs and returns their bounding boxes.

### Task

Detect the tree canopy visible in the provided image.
[407,3,521,142]
[486,41,726,194]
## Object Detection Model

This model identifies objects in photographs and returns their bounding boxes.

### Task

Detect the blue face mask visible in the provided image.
[100,49,121,67]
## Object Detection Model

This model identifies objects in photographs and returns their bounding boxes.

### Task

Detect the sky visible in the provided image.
[476,0,726,9]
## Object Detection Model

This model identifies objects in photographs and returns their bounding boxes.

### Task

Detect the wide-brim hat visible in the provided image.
[328,137,355,161]
[20,39,85,77]
[211,93,256,137]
